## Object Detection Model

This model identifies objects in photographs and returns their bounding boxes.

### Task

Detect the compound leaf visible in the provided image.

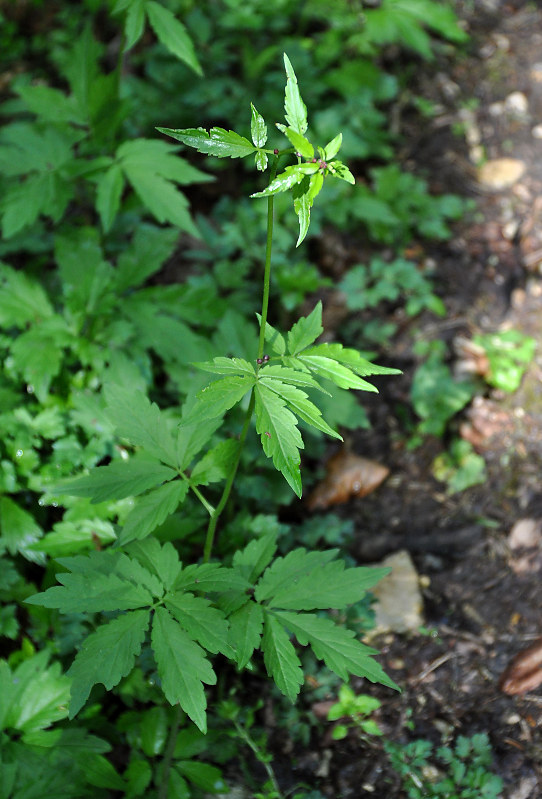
[152,607,216,732]
[68,610,149,717]
[254,383,303,497]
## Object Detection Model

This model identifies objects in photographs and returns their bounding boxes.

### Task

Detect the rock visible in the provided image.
[477,158,526,190]
[370,550,424,634]
[504,91,529,117]
[508,519,542,550]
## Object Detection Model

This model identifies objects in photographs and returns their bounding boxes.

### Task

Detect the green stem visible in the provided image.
[114,31,126,101]
[257,155,279,360]
[233,719,284,798]
[158,704,183,799]
[203,391,254,563]
[203,155,279,563]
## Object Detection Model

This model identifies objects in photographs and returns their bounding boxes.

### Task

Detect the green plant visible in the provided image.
[339,256,446,322]
[433,438,486,494]
[20,55,400,796]
[327,683,383,741]
[385,733,503,799]
[410,341,475,441]
[473,330,536,393]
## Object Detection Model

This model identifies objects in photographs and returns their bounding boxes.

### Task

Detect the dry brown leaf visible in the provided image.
[499,639,542,695]
[307,451,389,511]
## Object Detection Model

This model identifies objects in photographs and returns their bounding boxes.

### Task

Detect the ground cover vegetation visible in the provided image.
[0,1,513,796]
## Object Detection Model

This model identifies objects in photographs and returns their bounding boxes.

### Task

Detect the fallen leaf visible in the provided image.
[307,451,389,510]
[499,639,542,695]
[478,158,526,190]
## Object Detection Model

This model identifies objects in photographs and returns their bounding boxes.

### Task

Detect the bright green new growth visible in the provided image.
[27,53,400,738]
[159,53,355,247]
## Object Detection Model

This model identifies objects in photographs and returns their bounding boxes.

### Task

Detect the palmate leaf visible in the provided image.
[254,382,303,497]
[55,456,176,504]
[273,610,399,690]
[158,127,257,159]
[68,610,149,717]
[262,613,304,701]
[228,602,264,669]
[119,480,188,545]
[152,607,216,733]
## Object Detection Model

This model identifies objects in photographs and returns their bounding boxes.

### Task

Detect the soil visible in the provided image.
[260,3,542,797]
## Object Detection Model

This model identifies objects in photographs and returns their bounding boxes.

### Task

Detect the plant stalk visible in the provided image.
[203,156,279,563]
[157,704,183,799]
[233,719,283,799]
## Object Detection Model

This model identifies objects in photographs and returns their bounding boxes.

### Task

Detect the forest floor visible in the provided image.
[257,2,542,797]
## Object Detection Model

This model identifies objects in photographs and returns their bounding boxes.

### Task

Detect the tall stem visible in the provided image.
[203,155,279,563]
[257,155,279,359]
